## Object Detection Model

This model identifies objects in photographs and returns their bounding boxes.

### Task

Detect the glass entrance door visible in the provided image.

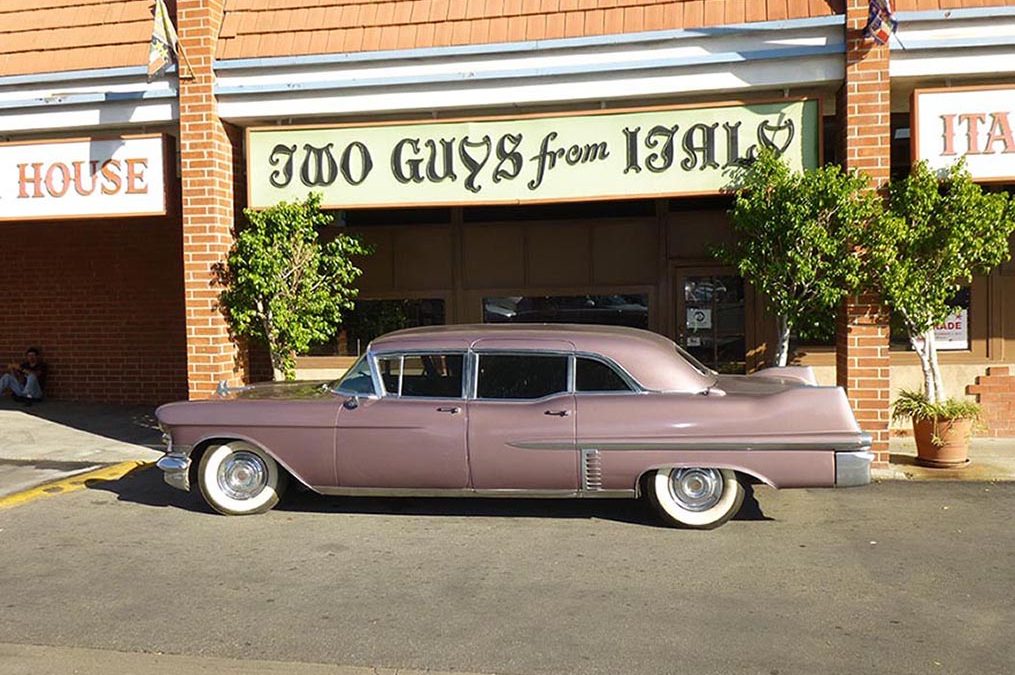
[676,270,746,374]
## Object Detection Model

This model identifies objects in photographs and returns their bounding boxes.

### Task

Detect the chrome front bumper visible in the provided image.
[157,440,193,492]
[835,446,874,488]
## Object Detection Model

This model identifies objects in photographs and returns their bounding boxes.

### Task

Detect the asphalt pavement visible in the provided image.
[1,469,1013,675]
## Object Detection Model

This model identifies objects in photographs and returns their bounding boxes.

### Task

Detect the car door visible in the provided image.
[335,352,469,489]
[466,343,578,491]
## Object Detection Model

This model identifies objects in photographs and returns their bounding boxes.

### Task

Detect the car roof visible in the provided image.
[369,324,714,393]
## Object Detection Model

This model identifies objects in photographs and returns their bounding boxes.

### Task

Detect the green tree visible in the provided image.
[721,150,880,366]
[219,193,372,380]
[866,160,1015,402]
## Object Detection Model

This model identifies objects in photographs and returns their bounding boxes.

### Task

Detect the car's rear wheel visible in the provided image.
[197,441,287,515]
[648,467,744,529]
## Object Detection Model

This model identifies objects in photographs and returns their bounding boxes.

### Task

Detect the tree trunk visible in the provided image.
[773,315,791,367]
[260,313,288,381]
[927,328,946,401]
[911,329,940,403]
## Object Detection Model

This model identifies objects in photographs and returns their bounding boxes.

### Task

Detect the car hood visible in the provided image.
[220,380,334,400]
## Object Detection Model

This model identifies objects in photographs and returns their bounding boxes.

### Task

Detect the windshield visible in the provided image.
[331,354,377,395]
[674,344,716,379]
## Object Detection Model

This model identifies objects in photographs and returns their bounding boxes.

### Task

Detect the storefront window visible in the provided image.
[309,298,446,356]
[890,287,971,351]
[483,294,649,329]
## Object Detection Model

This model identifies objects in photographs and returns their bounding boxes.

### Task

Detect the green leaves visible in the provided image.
[891,388,981,423]
[722,149,879,360]
[868,160,1015,338]
[219,193,372,380]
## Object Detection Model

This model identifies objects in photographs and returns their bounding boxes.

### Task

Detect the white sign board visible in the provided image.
[912,308,969,351]
[0,135,167,220]
[247,99,820,208]
[933,308,969,351]
[687,308,713,330]
[913,86,1015,182]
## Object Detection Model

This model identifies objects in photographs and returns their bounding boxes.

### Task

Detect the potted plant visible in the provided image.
[867,161,1015,466]
[890,390,982,467]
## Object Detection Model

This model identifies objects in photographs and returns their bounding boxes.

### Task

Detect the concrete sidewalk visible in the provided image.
[880,436,1015,482]
[0,398,162,499]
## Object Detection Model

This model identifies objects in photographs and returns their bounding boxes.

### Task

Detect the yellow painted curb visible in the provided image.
[0,460,151,510]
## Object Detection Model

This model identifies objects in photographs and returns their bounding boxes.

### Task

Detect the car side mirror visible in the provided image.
[343,396,360,410]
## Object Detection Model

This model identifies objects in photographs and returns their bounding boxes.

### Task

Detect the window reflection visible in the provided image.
[483,294,649,329]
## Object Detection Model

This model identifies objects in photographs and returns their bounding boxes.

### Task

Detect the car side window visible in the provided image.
[476,354,569,400]
[334,355,376,395]
[576,357,633,392]
[376,353,464,398]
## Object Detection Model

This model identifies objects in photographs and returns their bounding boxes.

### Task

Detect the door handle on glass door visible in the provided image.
[544,410,571,417]
[436,406,461,414]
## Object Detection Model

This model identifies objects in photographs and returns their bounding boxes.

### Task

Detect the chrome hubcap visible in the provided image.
[668,468,724,512]
[217,451,268,500]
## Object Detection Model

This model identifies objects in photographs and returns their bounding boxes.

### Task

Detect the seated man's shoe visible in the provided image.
[11,394,33,406]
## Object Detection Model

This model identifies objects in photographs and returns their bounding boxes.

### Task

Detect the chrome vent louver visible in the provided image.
[582,448,603,491]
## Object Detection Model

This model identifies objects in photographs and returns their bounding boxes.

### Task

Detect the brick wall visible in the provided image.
[178,0,246,399]
[968,366,1015,437]
[0,216,188,403]
[836,0,892,466]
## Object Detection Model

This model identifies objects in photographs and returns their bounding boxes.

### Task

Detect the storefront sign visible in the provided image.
[247,100,819,209]
[933,308,969,351]
[0,135,167,220]
[912,308,969,351]
[913,86,1015,182]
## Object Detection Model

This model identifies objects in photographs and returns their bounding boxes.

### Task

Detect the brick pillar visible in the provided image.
[178,0,245,398]
[836,1,892,466]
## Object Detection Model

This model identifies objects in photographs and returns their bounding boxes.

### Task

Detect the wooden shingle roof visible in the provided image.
[0,0,152,78]
[216,0,846,61]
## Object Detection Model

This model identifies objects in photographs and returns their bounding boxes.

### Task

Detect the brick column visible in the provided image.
[836,1,892,466]
[177,0,245,398]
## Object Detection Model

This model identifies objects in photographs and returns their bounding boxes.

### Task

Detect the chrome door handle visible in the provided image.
[544,410,571,417]
[437,406,461,414]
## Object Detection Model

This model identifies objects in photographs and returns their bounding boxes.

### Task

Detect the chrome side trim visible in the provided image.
[511,437,873,452]
[581,448,603,491]
[579,489,636,499]
[835,450,875,488]
[476,489,577,498]
[311,486,636,499]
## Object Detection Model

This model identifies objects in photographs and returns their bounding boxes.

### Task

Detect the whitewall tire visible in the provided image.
[197,441,288,516]
[648,467,744,530]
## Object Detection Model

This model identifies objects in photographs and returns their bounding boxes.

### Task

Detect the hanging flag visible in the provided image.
[148,0,181,81]
[864,0,898,46]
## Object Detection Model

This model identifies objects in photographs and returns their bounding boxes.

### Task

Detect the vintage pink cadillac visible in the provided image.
[156,324,873,529]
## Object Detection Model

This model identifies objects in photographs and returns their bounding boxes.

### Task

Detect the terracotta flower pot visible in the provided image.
[912,417,973,468]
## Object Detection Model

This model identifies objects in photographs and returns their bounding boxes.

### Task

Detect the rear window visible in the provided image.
[675,344,714,377]
[576,357,633,392]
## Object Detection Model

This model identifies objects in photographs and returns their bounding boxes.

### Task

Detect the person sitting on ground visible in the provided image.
[0,347,47,404]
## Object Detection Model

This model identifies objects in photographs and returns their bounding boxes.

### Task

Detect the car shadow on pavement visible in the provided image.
[86,465,212,514]
[91,467,774,526]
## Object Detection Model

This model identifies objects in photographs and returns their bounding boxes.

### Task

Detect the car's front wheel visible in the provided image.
[648,467,744,529]
[197,441,288,515]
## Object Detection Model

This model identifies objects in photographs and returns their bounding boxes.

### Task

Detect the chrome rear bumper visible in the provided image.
[835,447,874,487]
